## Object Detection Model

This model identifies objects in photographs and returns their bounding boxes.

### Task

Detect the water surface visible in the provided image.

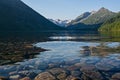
[0,31,120,80]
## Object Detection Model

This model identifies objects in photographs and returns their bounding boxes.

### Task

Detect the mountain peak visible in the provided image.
[91,10,97,14]
[100,7,106,10]
[68,7,116,26]
[49,19,72,27]
[98,7,109,12]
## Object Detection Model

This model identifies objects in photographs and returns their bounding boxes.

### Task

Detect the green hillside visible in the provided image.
[82,7,116,25]
[99,13,120,31]
[67,7,116,30]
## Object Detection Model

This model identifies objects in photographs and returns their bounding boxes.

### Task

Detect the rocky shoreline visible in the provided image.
[0,42,47,65]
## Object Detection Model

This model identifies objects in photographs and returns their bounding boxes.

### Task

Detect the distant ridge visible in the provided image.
[81,7,116,24]
[67,12,91,26]
[67,7,116,30]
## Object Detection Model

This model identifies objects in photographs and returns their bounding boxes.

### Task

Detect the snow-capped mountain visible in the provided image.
[48,19,72,27]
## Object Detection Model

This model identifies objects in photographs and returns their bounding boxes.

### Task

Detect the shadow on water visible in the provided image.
[0,30,120,42]
[44,30,120,42]
[0,31,53,42]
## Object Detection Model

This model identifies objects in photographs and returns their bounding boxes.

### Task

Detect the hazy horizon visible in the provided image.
[22,0,120,20]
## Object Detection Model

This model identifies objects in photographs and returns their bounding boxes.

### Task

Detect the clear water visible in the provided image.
[0,31,120,79]
[0,40,120,78]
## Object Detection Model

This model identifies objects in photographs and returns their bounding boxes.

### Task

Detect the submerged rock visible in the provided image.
[0,42,47,65]
[111,73,120,80]
[66,76,81,80]
[49,68,67,80]
[71,71,82,77]
[65,59,80,66]
[20,77,31,80]
[35,61,48,70]
[9,75,21,80]
[80,64,103,80]
[81,74,92,80]
[96,62,114,71]
[18,71,37,79]
[48,63,60,69]
[0,76,8,80]
[34,72,56,80]
[80,64,96,71]
[9,71,18,76]
[82,71,103,80]
[66,65,80,71]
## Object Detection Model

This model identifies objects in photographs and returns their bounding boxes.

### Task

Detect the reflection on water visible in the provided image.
[0,31,120,42]
[100,31,120,42]
[49,36,102,41]
[50,31,120,41]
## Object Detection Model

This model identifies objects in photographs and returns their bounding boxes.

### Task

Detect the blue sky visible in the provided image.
[22,0,120,20]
